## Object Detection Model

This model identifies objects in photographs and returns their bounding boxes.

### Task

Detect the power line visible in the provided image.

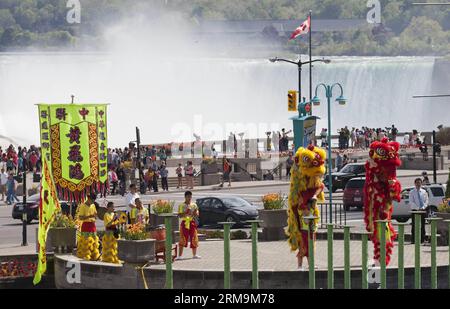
[413,95,450,98]
[412,2,450,5]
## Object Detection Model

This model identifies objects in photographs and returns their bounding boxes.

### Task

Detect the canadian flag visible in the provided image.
[289,16,310,41]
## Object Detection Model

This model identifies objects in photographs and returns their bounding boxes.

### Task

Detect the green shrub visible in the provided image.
[230,230,248,240]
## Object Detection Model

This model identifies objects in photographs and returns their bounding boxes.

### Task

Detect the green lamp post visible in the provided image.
[269,57,331,151]
[311,83,347,223]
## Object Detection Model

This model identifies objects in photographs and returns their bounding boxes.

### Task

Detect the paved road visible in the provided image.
[0,172,446,247]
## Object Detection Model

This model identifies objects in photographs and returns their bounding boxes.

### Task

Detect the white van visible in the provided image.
[391,184,446,223]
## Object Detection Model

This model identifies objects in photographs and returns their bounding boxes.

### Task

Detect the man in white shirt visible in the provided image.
[0,168,8,201]
[409,178,428,244]
[124,184,140,222]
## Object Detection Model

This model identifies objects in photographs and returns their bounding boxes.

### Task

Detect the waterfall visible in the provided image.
[0,53,438,147]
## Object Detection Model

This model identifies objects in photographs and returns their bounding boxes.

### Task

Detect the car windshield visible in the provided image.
[340,165,361,174]
[346,180,365,188]
[222,197,253,208]
[429,187,445,197]
[27,194,40,203]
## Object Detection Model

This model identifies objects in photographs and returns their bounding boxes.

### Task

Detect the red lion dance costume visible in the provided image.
[364,137,402,265]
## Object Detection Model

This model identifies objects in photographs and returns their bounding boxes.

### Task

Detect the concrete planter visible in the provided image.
[48,228,77,253]
[117,239,156,264]
[257,209,288,241]
[201,162,219,174]
[257,209,288,228]
[436,212,450,245]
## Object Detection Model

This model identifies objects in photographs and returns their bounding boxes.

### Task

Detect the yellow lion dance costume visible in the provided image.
[287,145,326,267]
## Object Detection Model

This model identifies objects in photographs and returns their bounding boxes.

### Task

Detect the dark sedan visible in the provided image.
[12,193,77,224]
[196,196,259,227]
[323,163,366,193]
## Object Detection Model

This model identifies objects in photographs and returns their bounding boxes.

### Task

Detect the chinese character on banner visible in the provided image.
[66,126,81,144]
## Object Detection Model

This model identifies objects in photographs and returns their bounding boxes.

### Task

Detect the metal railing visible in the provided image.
[159,211,450,289]
[318,202,346,228]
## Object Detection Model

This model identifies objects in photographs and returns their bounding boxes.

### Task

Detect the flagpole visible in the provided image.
[309,10,312,103]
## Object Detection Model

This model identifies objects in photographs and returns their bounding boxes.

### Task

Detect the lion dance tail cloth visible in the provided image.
[364,137,402,265]
[287,145,326,257]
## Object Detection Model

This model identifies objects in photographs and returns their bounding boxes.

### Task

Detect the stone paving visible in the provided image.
[150,238,450,272]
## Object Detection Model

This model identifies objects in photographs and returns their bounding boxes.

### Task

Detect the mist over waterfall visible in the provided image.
[0,53,438,147]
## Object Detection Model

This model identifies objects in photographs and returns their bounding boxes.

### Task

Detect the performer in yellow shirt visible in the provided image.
[175,191,200,260]
[102,202,120,264]
[76,193,100,261]
[130,199,149,224]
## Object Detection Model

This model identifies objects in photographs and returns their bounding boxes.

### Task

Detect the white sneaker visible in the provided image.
[174,256,184,261]
[193,255,202,259]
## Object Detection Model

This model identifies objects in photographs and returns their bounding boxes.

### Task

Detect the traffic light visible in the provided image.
[288,90,297,112]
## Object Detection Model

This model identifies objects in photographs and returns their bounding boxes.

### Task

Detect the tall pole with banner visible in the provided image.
[33,102,108,285]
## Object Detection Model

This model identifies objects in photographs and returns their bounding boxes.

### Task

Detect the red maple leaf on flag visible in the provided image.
[289,16,311,41]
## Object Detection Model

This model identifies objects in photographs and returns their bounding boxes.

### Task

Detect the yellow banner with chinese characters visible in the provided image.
[37,104,108,202]
[33,103,108,284]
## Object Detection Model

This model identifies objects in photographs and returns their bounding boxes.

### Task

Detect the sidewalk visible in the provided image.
[0,243,36,257]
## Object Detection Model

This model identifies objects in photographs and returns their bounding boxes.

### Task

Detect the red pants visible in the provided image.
[179,221,199,249]
[297,230,316,258]
[81,222,96,233]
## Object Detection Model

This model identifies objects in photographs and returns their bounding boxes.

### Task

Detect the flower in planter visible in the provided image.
[262,193,287,210]
[438,199,450,213]
[151,200,175,215]
[121,223,148,241]
[202,156,215,165]
[50,213,76,228]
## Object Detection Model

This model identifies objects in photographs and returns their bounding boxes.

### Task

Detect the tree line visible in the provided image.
[0,0,449,56]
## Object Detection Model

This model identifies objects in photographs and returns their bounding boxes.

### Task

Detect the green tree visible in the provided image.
[14,7,37,30]
[398,16,449,55]
[0,9,16,28]
[0,26,18,46]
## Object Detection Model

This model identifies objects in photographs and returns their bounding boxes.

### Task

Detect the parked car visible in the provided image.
[196,196,259,227]
[392,184,446,223]
[323,163,366,192]
[343,178,366,211]
[12,193,77,224]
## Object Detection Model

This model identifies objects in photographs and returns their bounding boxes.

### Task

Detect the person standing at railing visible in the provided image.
[176,163,183,189]
[159,162,169,192]
[286,153,294,180]
[409,178,428,244]
[5,173,19,205]
[221,156,232,187]
[185,161,194,190]
[0,168,7,202]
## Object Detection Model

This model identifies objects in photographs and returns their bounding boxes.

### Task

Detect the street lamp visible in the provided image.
[269,56,331,103]
[313,83,347,224]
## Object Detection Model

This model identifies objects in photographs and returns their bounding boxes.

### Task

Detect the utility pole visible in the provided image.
[136,127,144,191]
[21,171,27,246]
[432,130,437,184]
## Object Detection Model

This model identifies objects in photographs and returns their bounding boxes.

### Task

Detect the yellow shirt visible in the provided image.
[77,202,97,223]
[178,202,199,229]
[104,212,115,228]
[131,208,149,223]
